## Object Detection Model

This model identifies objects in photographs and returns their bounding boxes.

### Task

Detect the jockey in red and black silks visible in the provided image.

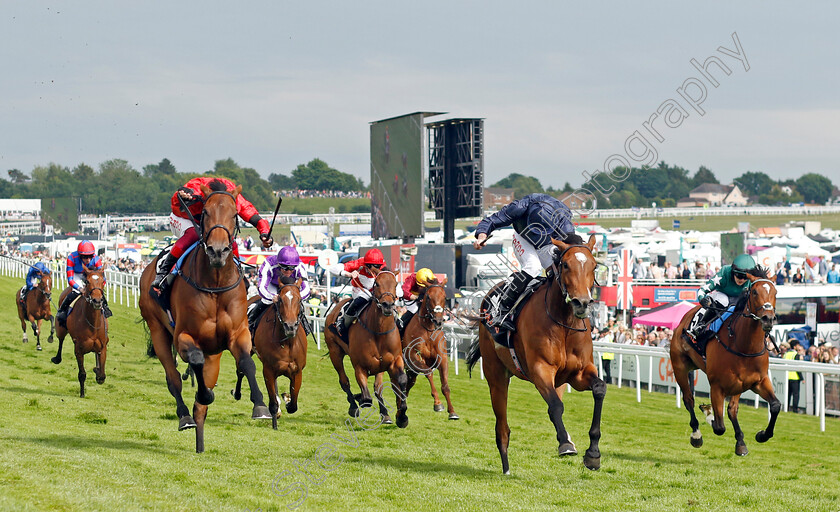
[326,248,387,340]
[56,240,111,326]
[150,177,274,297]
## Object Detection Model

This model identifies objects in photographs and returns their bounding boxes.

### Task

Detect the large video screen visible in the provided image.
[370,113,425,239]
[42,197,79,233]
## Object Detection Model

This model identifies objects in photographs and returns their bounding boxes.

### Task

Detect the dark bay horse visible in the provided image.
[238,280,307,430]
[139,184,270,453]
[401,279,458,420]
[670,270,780,456]
[17,272,54,351]
[466,234,605,473]
[51,269,109,398]
[325,270,408,428]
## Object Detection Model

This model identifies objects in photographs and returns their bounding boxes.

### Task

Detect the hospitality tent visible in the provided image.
[632,301,697,330]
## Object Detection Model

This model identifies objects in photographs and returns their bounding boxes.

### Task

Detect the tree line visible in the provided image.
[2,157,367,215]
[491,163,837,207]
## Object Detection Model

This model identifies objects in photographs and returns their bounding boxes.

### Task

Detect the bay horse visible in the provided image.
[235,279,307,430]
[16,271,54,351]
[139,184,270,453]
[466,234,605,473]
[51,268,109,398]
[670,270,780,456]
[325,270,408,428]
[401,279,459,420]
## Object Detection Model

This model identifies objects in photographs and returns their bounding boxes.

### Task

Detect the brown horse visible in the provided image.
[16,272,54,351]
[325,270,408,427]
[139,184,270,453]
[51,269,109,398]
[401,279,459,420]
[236,280,307,430]
[670,270,780,456]
[466,234,604,474]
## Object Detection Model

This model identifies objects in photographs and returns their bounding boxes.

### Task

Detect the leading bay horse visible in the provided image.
[139,184,270,453]
[236,279,307,430]
[16,271,54,351]
[466,234,605,473]
[51,268,109,398]
[670,270,780,456]
[325,270,409,428]
[401,279,459,420]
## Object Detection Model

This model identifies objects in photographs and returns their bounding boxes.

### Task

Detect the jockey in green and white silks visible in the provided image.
[687,254,757,341]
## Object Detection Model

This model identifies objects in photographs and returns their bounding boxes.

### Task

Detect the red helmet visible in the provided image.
[363,249,385,266]
[77,240,95,256]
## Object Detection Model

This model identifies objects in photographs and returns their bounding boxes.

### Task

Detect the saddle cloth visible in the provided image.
[482,276,546,348]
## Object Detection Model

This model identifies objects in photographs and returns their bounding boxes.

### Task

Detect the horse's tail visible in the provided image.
[461,314,484,331]
[136,316,156,358]
[465,333,482,377]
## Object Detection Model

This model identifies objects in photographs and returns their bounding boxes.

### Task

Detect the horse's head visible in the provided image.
[38,272,52,301]
[373,270,398,317]
[551,234,597,319]
[275,278,302,338]
[745,272,777,333]
[422,278,448,328]
[200,182,240,268]
[84,268,106,311]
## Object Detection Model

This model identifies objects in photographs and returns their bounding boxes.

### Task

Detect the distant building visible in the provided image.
[688,183,748,206]
[484,187,515,208]
[676,197,709,207]
[558,190,596,211]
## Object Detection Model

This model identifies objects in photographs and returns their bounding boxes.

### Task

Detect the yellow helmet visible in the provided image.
[415,268,435,287]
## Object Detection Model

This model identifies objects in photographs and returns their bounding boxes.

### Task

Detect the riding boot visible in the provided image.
[102,297,113,318]
[687,307,716,340]
[398,310,416,337]
[20,287,29,316]
[336,296,368,340]
[151,253,177,297]
[56,290,79,328]
[493,273,531,331]
[248,301,270,334]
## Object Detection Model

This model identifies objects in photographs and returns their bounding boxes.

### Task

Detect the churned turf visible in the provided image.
[0,273,837,512]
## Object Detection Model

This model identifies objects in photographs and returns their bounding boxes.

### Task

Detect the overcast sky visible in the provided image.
[1,1,837,189]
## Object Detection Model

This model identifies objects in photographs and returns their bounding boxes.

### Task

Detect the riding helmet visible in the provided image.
[78,240,96,256]
[363,249,385,266]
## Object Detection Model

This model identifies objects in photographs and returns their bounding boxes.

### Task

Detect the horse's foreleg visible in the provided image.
[390,362,409,429]
[177,334,213,406]
[47,315,55,343]
[328,344,357,417]
[263,366,279,430]
[75,347,86,398]
[533,365,575,460]
[372,372,392,425]
[754,377,781,443]
[193,354,221,454]
[51,330,66,365]
[32,319,42,351]
[673,359,703,447]
[231,361,245,401]
[570,365,605,470]
[484,349,513,475]
[95,346,107,385]
[727,394,747,456]
[230,333,270,419]
[425,372,443,411]
[287,370,302,415]
[436,356,458,420]
[151,325,194,430]
[709,386,727,436]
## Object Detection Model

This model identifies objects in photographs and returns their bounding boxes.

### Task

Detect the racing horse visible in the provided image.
[325,270,409,428]
[401,278,459,420]
[466,234,605,473]
[16,271,54,351]
[51,268,109,398]
[670,269,780,456]
[139,184,270,453]
[234,279,307,430]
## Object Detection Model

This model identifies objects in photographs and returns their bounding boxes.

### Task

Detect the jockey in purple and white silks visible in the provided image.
[247,246,310,332]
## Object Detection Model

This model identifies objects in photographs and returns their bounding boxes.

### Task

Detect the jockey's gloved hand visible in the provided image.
[700,296,711,308]
[259,233,273,248]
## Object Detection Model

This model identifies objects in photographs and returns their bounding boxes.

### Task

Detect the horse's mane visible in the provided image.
[749,265,770,279]
[551,233,586,264]
[733,266,772,312]
[208,179,228,192]
[279,275,296,285]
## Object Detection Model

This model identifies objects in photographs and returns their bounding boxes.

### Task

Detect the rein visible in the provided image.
[544,244,592,332]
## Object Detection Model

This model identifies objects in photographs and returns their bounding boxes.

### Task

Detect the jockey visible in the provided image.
[247,246,311,333]
[326,248,386,340]
[56,240,111,326]
[398,267,436,334]
[473,193,575,331]
[687,253,758,342]
[151,177,274,298]
[21,261,51,304]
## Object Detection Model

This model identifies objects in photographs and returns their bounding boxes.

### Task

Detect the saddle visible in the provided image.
[151,243,197,316]
[683,305,737,358]
[482,276,546,348]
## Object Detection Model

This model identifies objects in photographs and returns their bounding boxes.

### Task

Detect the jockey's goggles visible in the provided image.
[732,271,747,280]
[279,264,296,272]
[366,263,383,270]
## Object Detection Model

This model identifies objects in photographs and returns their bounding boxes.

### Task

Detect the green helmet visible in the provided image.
[732,254,756,274]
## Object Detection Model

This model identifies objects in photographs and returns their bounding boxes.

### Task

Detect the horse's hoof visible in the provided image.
[285,402,298,415]
[196,389,214,406]
[51,356,61,365]
[230,389,241,401]
[348,405,358,418]
[448,413,460,420]
[735,445,749,457]
[36,345,42,351]
[433,403,445,412]
[381,415,393,425]
[252,405,272,420]
[178,416,197,430]
[558,443,578,456]
[96,376,105,385]
[396,414,409,428]
[47,336,54,343]
[583,456,601,471]
[755,430,771,443]
[690,436,703,448]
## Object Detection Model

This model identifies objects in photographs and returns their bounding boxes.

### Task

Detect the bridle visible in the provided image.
[418,284,446,331]
[719,277,777,358]
[372,271,398,312]
[741,278,777,321]
[269,283,301,340]
[37,274,52,302]
[199,190,240,255]
[82,272,107,329]
[545,244,595,332]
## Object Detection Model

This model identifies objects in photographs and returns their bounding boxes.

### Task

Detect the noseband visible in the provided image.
[742,278,776,321]
[200,190,239,254]
[373,271,397,311]
[419,284,446,330]
[551,244,595,305]
[271,284,301,339]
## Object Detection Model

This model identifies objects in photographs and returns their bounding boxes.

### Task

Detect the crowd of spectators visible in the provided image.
[277,190,370,199]
[591,318,672,349]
